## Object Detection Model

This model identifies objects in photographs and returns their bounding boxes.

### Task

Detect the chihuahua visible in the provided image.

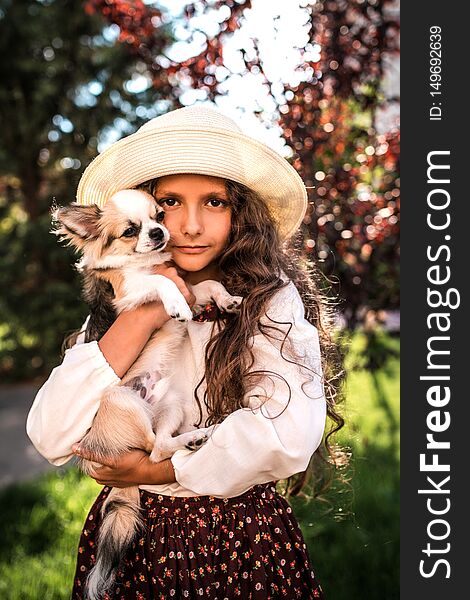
[53,189,242,599]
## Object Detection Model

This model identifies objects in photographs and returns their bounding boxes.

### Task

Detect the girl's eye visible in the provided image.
[207,198,228,208]
[122,227,137,237]
[158,198,178,207]
[157,197,228,208]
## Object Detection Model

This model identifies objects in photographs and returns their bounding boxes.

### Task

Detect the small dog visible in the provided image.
[53,189,242,600]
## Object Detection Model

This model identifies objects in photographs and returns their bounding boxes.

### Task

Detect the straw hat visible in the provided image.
[76,105,308,240]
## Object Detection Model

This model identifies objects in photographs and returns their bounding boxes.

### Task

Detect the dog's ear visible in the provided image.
[51,203,102,248]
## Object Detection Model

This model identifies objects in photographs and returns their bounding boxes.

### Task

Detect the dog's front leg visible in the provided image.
[150,424,215,462]
[148,390,186,463]
[190,280,243,314]
[169,426,215,453]
[116,273,193,321]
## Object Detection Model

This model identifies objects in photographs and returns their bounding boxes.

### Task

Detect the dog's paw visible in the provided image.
[185,431,209,451]
[218,295,243,313]
[171,313,193,323]
[162,299,193,322]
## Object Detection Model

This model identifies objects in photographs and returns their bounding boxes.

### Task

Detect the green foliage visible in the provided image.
[0,0,399,373]
[0,196,87,381]
[0,332,399,598]
[0,0,172,217]
[0,0,175,381]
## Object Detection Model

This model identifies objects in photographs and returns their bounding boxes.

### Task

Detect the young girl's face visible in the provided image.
[155,174,232,281]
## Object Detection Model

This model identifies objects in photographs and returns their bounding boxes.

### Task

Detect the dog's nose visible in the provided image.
[149,227,164,242]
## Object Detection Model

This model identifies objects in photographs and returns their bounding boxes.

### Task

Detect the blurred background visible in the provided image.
[0,0,399,598]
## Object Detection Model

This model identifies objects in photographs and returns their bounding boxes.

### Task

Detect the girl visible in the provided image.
[27,106,344,599]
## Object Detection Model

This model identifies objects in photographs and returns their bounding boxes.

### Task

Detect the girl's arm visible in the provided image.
[26,302,168,465]
[26,263,194,466]
[169,282,328,498]
[98,262,195,377]
[97,302,169,378]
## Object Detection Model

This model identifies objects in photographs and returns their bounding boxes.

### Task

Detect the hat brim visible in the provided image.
[76,126,307,240]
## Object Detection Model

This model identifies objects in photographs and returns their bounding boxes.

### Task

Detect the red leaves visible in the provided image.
[85,0,250,103]
[82,0,399,318]
[85,0,166,49]
[273,2,400,316]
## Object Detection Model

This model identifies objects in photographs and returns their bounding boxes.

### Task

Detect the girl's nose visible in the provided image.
[181,207,203,236]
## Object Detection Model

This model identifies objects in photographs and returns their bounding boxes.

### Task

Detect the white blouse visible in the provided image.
[26,280,326,498]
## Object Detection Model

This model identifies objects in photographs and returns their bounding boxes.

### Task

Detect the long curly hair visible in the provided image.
[140,177,348,498]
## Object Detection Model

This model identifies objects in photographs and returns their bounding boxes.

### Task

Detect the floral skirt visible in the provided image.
[71,482,324,599]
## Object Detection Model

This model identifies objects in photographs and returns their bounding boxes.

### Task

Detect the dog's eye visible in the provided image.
[156,211,165,223]
[122,227,137,237]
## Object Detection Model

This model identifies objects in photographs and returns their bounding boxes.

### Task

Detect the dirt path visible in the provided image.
[0,383,58,488]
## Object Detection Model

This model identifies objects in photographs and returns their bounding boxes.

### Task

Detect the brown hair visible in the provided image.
[140,177,347,498]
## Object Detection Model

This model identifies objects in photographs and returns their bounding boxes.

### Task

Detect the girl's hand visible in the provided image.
[72,444,150,487]
[71,444,176,487]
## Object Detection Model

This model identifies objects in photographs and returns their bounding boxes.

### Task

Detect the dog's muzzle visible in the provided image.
[149,227,165,242]
[149,225,169,251]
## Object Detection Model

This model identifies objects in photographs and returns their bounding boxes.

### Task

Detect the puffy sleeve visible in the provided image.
[26,318,121,466]
[171,281,327,498]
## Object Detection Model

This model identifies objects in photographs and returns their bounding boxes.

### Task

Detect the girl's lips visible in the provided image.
[174,246,209,255]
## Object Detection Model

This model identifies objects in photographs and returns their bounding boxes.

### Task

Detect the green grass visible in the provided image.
[0,468,100,599]
[0,331,399,598]
[292,330,400,598]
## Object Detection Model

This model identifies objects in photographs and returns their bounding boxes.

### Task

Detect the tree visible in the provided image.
[0,0,251,379]
[0,0,177,219]
[0,0,179,380]
[277,0,400,325]
[99,0,400,325]
[0,0,400,380]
